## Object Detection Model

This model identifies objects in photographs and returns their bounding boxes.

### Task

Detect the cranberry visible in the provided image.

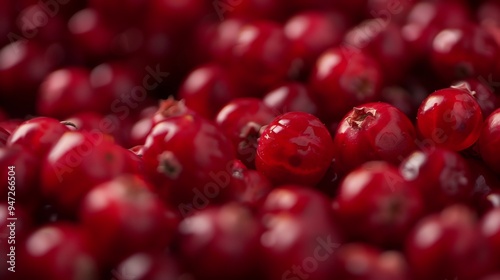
[400,148,475,212]
[17,223,100,280]
[0,127,9,146]
[15,4,68,46]
[112,253,185,280]
[142,113,236,215]
[333,161,423,248]
[216,98,276,168]
[478,109,500,173]
[64,112,118,140]
[128,105,158,147]
[405,205,495,280]
[178,63,240,120]
[284,11,348,77]
[259,186,343,280]
[309,48,384,121]
[466,158,500,212]
[430,24,500,83]
[209,18,247,65]
[480,208,500,267]
[455,78,499,117]
[177,203,262,280]
[0,146,40,204]
[225,0,286,21]
[151,98,195,127]
[416,84,483,152]
[146,0,208,36]
[41,131,141,214]
[478,0,500,26]
[228,21,294,95]
[80,175,179,266]
[263,82,320,116]
[333,102,417,175]
[7,117,69,157]
[231,168,273,210]
[256,111,334,186]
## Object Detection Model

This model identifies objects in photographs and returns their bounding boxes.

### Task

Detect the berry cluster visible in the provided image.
[1,0,500,280]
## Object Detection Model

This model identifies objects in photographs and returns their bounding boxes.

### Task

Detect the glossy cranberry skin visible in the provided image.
[456,78,499,117]
[0,127,9,146]
[284,11,348,76]
[259,186,343,280]
[7,117,69,157]
[0,146,40,203]
[400,148,475,212]
[80,175,179,266]
[333,162,423,248]
[178,63,240,120]
[480,208,500,265]
[231,168,273,210]
[41,131,141,214]
[478,109,500,173]
[263,82,320,116]
[256,112,334,186]
[209,18,247,65]
[17,223,100,280]
[309,48,384,121]
[405,205,495,280]
[332,243,411,280]
[64,112,119,141]
[229,21,293,95]
[145,0,208,36]
[177,204,262,280]
[333,102,417,175]
[216,98,276,168]
[112,253,184,280]
[431,24,499,83]
[142,114,236,213]
[151,98,195,127]
[417,85,483,152]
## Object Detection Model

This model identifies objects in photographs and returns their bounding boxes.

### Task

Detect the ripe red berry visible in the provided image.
[112,253,184,280]
[478,109,500,173]
[416,84,483,151]
[216,98,276,168]
[309,48,384,121]
[480,208,500,266]
[456,79,499,117]
[263,82,320,116]
[0,147,40,203]
[333,161,423,248]
[256,111,334,186]
[333,102,417,175]
[80,175,179,266]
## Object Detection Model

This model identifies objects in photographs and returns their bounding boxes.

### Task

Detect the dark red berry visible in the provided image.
[478,109,500,173]
[256,111,334,186]
[112,253,184,280]
[263,82,320,116]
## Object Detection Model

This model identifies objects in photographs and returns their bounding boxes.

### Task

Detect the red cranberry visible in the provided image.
[41,131,141,214]
[7,117,69,157]
[177,203,262,280]
[333,161,423,248]
[405,205,495,280]
[15,4,68,46]
[216,98,276,168]
[178,63,240,120]
[151,98,195,127]
[333,102,417,175]
[400,148,475,212]
[455,78,499,117]
[64,112,118,140]
[0,120,22,134]
[0,127,9,146]
[284,11,348,77]
[112,253,185,280]
[17,223,100,280]
[228,21,294,95]
[263,82,320,116]
[309,48,384,121]
[430,24,500,83]
[478,109,500,173]
[466,158,500,212]
[142,113,236,215]
[80,175,179,266]
[416,84,483,152]
[256,112,334,186]
[259,186,343,280]
[209,18,247,65]
[232,168,273,210]
[480,208,500,266]
[478,0,500,26]
[128,105,158,147]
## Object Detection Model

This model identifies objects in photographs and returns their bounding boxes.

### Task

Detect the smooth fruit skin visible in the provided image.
[333,161,424,248]
[112,253,184,280]
[478,109,500,173]
[400,148,475,213]
[216,98,277,168]
[263,82,320,116]
[256,111,334,186]
[457,78,499,117]
[480,208,500,267]
[309,47,384,121]
[79,175,179,266]
[177,204,262,280]
[405,205,495,280]
[0,147,40,204]
[17,223,99,280]
[333,102,417,175]
[41,131,141,214]
[416,85,483,152]
[142,113,236,215]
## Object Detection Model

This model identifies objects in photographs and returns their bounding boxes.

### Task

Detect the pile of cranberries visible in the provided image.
[2,0,500,279]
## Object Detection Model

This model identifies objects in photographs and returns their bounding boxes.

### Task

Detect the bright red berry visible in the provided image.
[478,109,500,173]
[263,82,320,116]
[256,112,334,186]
